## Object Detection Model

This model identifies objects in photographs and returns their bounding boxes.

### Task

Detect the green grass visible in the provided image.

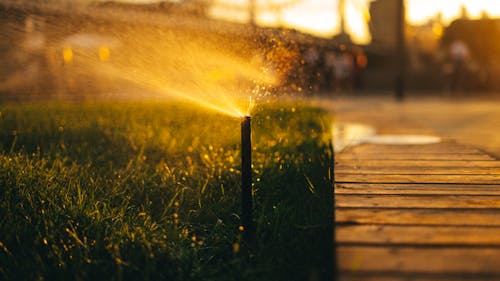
[0,101,334,281]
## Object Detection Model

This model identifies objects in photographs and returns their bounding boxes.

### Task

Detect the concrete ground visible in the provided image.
[313,95,500,158]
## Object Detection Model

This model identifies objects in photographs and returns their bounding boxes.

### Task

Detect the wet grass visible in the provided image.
[0,101,333,281]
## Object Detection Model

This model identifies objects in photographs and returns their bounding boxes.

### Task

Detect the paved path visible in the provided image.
[316,96,500,280]
[316,96,500,157]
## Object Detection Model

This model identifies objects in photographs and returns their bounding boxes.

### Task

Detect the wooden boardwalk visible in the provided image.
[334,141,500,281]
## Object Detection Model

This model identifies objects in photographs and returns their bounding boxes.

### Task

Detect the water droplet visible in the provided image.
[232,243,240,253]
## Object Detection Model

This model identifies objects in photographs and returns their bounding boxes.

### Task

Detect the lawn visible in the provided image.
[0,101,334,281]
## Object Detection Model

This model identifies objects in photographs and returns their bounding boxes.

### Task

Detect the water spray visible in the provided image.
[241,115,254,242]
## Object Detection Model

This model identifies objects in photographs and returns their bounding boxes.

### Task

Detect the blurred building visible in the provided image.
[408,14,443,55]
[441,18,500,65]
[441,17,500,90]
[369,0,399,51]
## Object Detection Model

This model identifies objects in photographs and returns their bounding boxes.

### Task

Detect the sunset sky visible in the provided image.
[109,0,500,44]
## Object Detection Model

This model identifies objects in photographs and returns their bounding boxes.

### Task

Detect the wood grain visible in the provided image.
[334,160,500,167]
[342,143,483,154]
[335,183,500,195]
[338,246,500,273]
[336,225,500,246]
[337,153,495,161]
[334,139,500,279]
[338,275,500,281]
[335,173,500,184]
[336,208,500,226]
[336,194,500,208]
[335,166,500,175]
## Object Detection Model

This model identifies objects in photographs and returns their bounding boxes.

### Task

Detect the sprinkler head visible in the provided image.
[241,115,254,242]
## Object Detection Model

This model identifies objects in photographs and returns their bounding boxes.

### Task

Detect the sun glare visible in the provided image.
[407,0,500,24]
[278,0,337,37]
[345,0,371,43]
[209,0,500,44]
[121,0,500,44]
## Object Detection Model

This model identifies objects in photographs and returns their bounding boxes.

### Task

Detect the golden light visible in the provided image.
[432,23,443,37]
[407,0,500,25]
[278,0,338,37]
[207,0,500,45]
[206,69,236,81]
[460,0,500,18]
[63,47,73,64]
[127,0,500,44]
[345,0,371,43]
[99,46,110,62]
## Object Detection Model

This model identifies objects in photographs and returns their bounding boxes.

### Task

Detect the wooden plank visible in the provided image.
[374,128,437,135]
[338,246,500,274]
[344,148,484,154]
[334,160,500,168]
[343,144,483,154]
[336,194,500,209]
[335,166,500,175]
[337,153,495,161]
[336,225,500,246]
[335,174,500,184]
[335,183,500,195]
[336,208,500,226]
[340,148,485,155]
[344,141,469,149]
[334,140,500,280]
[338,274,500,281]
[344,147,483,155]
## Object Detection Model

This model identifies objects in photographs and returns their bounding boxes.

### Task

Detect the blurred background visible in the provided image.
[1,0,500,100]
